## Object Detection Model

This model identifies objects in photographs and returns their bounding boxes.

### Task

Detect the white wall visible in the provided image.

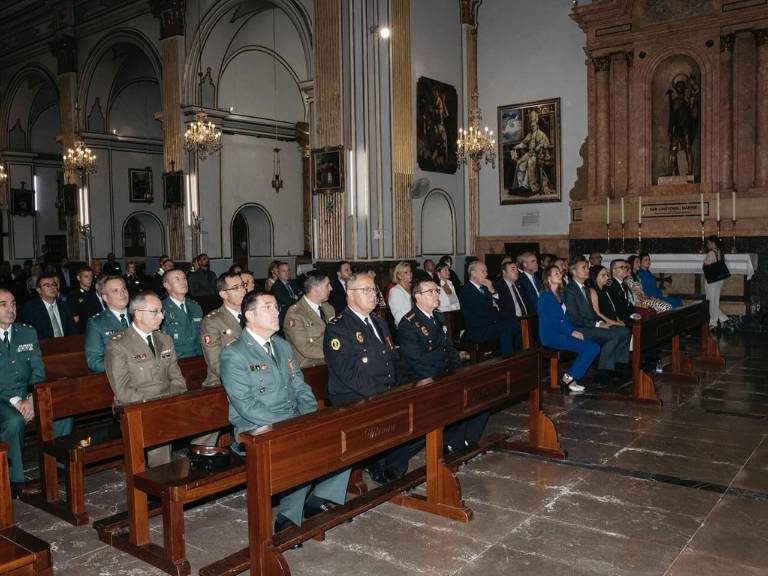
[476,0,587,236]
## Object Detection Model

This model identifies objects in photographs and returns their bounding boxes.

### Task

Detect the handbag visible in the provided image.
[703,258,730,284]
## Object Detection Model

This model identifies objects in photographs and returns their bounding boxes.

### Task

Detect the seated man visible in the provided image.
[271,262,302,309]
[221,290,349,536]
[516,251,542,313]
[21,273,78,338]
[638,252,683,308]
[85,275,131,373]
[564,258,631,385]
[324,272,417,483]
[399,279,485,452]
[69,265,103,332]
[160,269,203,358]
[284,271,335,367]
[459,260,520,354]
[200,272,246,387]
[187,253,218,298]
[328,261,352,315]
[104,291,188,467]
[495,260,530,322]
[606,259,637,325]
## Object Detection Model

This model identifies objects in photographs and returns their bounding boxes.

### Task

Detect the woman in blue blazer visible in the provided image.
[537,265,600,394]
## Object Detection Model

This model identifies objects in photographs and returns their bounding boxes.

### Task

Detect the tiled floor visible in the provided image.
[13,331,768,575]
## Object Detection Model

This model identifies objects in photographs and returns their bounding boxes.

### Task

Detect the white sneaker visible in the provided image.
[569,382,586,393]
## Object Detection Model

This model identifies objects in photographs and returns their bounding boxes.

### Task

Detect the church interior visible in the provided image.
[0,0,766,574]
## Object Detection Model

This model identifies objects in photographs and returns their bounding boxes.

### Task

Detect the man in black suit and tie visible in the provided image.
[516,251,541,313]
[493,261,527,349]
[564,258,631,384]
[459,260,518,355]
[328,260,352,315]
[69,265,104,332]
[57,257,76,292]
[21,273,78,339]
[606,259,636,324]
[271,262,302,310]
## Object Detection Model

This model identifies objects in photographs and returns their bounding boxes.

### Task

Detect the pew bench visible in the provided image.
[442,309,500,363]
[0,443,52,576]
[199,349,564,576]
[519,314,576,391]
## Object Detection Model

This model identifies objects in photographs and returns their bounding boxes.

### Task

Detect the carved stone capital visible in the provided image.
[592,56,610,72]
[754,29,768,47]
[460,0,482,27]
[49,35,77,74]
[720,34,735,53]
[150,0,186,39]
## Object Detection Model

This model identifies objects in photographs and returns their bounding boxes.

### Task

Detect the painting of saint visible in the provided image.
[417,77,458,174]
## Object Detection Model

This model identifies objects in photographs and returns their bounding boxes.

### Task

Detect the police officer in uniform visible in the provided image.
[324,273,418,484]
[398,278,486,452]
[200,272,246,387]
[70,266,103,332]
[105,291,188,467]
[221,290,350,537]
[85,275,131,373]
[161,269,203,358]
[284,271,335,368]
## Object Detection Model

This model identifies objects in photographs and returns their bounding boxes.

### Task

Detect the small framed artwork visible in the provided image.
[312,147,344,193]
[11,183,34,216]
[416,76,458,174]
[498,98,561,205]
[129,167,153,203]
[163,170,183,207]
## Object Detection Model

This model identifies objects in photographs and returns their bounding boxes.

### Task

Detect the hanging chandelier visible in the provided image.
[184,110,222,160]
[63,139,97,174]
[0,161,6,183]
[457,92,496,171]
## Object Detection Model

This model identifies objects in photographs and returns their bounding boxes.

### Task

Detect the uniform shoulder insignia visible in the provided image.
[404,313,415,322]
[206,308,220,318]
[113,331,126,340]
[328,314,342,325]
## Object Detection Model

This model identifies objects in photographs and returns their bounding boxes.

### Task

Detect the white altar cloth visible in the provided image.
[589,253,757,280]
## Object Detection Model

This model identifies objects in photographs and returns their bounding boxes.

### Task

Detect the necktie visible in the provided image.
[286,282,296,299]
[511,282,527,316]
[238,313,244,328]
[2,331,8,351]
[146,334,156,357]
[49,304,63,338]
[364,317,381,342]
[264,340,275,361]
[180,302,187,315]
[119,313,128,328]
[318,306,326,323]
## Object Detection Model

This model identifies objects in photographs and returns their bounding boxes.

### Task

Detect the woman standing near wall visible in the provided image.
[702,235,731,329]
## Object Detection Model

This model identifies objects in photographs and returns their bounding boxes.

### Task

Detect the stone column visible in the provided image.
[150,0,186,261]
[720,34,735,191]
[625,51,636,192]
[295,121,312,256]
[593,56,611,198]
[610,52,628,196]
[462,0,482,256]
[50,35,81,260]
[753,29,768,189]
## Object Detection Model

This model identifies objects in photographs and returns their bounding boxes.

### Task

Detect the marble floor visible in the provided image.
[13,331,768,575]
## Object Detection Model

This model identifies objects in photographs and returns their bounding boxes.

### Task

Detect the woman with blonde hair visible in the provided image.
[264,260,280,291]
[387,261,413,325]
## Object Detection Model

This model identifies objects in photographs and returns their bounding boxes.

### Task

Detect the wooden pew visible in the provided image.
[40,334,90,379]
[442,310,498,363]
[605,300,724,405]
[200,349,563,576]
[27,356,209,525]
[39,334,85,357]
[0,443,53,575]
[519,314,575,392]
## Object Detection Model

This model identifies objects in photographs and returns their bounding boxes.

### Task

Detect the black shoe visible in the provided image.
[366,466,389,486]
[304,496,336,519]
[443,444,456,457]
[274,514,302,549]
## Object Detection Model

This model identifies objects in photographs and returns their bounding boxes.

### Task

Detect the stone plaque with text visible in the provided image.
[643,202,709,219]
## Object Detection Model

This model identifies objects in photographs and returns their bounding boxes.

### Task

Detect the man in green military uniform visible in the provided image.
[161,269,203,358]
[284,271,335,368]
[200,272,246,387]
[0,288,71,493]
[221,290,350,537]
[85,275,131,372]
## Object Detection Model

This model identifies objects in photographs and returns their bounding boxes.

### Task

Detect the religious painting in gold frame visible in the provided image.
[498,98,560,205]
[312,146,344,193]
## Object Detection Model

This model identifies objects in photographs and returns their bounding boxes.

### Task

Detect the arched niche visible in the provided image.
[420,189,455,256]
[1,65,60,152]
[231,203,273,262]
[123,212,165,258]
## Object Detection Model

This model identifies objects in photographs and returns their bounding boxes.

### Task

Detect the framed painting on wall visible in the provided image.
[498,98,560,205]
[416,76,458,174]
[129,167,153,203]
[312,147,344,193]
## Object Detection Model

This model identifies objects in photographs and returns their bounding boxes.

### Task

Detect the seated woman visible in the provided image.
[264,260,280,292]
[589,265,626,326]
[626,255,670,314]
[537,265,600,394]
[435,262,460,311]
[387,261,413,325]
[638,252,683,308]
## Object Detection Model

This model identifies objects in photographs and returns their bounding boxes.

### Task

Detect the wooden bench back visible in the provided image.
[40,334,85,357]
[520,314,538,349]
[441,310,465,342]
[632,301,707,351]
[44,351,89,378]
[242,349,541,495]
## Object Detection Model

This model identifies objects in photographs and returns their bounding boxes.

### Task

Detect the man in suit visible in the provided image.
[188,253,218,298]
[328,261,352,315]
[105,291,188,467]
[57,257,76,292]
[399,278,485,453]
[459,260,519,355]
[21,273,78,339]
[200,272,246,387]
[160,269,203,358]
[284,271,335,368]
[70,266,104,332]
[272,262,302,308]
[494,260,529,325]
[102,253,123,276]
[517,251,541,313]
[85,275,131,373]
[221,290,349,536]
[607,259,636,324]
[553,257,571,286]
[564,258,631,384]
[324,272,415,483]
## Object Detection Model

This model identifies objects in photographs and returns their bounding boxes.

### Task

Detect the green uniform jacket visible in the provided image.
[200,306,242,387]
[161,297,203,358]
[0,324,45,401]
[85,308,130,373]
[220,331,317,441]
[283,298,335,368]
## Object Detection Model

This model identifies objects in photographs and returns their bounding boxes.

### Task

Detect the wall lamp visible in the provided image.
[369,25,391,39]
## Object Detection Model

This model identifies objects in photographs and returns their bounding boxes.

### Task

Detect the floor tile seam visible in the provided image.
[612,445,746,467]
[458,467,584,489]
[50,543,111,565]
[558,487,715,521]
[319,537,461,575]
[669,548,768,574]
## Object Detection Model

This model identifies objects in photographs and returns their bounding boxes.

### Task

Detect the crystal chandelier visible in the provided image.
[184,111,222,160]
[457,92,497,171]
[63,139,97,174]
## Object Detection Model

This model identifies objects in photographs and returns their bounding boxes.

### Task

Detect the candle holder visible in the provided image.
[716,220,721,240]
[620,222,626,253]
[731,219,737,254]
[637,222,642,252]
[700,221,706,254]
[606,223,611,253]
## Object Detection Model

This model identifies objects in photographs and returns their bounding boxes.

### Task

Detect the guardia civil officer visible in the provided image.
[85,275,131,373]
[161,269,203,358]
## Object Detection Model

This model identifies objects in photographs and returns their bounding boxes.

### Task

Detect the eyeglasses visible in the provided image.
[222,283,246,291]
[418,288,440,295]
[135,309,164,315]
[39,283,59,289]
[348,287,377,294]
[254,304,280,312]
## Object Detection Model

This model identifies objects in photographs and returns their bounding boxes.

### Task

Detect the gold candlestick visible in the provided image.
[637,222,642,252]
[606,223,611,252]
[700,221,706,253]
[620,222,626,253]
[731,219,737,254]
